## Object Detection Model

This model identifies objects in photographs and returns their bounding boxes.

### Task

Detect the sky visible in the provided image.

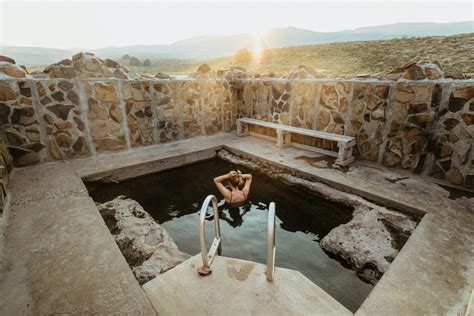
[0,0,472,49]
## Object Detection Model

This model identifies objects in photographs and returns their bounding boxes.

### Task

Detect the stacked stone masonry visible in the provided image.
[236,78,473,187]
[37,79,90,159]
[0,55,472,188]
[0,77,235,159]
[0,131,12,211]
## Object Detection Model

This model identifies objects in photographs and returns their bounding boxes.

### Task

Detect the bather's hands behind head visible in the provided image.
[228,170,238,177]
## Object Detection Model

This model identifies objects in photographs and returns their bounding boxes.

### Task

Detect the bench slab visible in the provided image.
[237,118,355,166]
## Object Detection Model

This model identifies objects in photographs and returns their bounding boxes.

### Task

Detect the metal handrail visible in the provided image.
[198,195,276,281]
[266,202,276,281]
[199,195,222,268]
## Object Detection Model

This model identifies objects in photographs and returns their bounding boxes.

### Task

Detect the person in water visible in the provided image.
[213,170,252,206]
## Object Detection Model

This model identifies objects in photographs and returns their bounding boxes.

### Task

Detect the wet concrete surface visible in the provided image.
[143,255,352,315]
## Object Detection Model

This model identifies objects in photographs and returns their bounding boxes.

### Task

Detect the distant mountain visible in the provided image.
[0,45,74,66]
[1,21,472,65]
[92,33,256,60]
[92,21,474,59]
[260,21,474,47]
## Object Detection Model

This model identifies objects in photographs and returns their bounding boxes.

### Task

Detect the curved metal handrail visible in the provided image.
[266,202,276,281]
[199,195,222,268]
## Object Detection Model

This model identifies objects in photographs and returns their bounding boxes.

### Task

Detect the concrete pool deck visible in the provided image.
[0,132,473,314]
[143,255,351,315]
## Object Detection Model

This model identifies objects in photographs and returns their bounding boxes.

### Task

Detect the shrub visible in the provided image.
[234,48,252,65]
[129,56,141,66]
[143,59,152,67]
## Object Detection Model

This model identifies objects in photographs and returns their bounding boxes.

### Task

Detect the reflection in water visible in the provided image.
[86,158,373,312]
[217,204,251,228]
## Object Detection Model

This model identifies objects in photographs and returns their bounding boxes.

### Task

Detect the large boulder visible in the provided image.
[197,63,211,73]
[97,196,190,285]
[155,72,170,79]
[320,206,417,284]
[43,52,132,79]
[383,60,457,80]
[288,65,318,79]
[217,67,248,80]
[0,59,27,79]
[0,55,16,64]
[191,63,216,80]
[43,59,77,79]
[73,52,132,79]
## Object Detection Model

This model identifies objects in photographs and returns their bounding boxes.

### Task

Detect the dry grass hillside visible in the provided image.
[26,33,473,77]
[124,33,473,76]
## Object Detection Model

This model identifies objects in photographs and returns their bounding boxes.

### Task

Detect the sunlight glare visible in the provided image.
[253,28,266,65]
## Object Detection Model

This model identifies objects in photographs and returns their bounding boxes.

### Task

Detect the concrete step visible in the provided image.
[143,255,351,315]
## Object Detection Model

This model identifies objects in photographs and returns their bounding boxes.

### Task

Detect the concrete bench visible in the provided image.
[236,117,356,166]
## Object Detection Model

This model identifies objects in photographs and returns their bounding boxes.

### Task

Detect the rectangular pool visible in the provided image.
[86,158,374,312]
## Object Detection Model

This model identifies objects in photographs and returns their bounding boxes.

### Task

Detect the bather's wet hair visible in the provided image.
[228,170,244,188]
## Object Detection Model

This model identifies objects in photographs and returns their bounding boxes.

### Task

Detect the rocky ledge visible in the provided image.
[320,206,417,283]
[97,196,190,284]
[217,149,420,284]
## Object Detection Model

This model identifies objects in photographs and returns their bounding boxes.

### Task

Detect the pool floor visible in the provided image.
[87,158,374,311]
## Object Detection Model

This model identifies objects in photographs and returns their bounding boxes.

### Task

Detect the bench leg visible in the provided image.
[276,130,291,149]
[335,143,354,166]
[237,120,249,137]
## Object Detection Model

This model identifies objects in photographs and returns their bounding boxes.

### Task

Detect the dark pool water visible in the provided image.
[86,158,373,311]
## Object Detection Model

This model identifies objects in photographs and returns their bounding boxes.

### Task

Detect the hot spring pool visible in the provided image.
[87,158,374,311]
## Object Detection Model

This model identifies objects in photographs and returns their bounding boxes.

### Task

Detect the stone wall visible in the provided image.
[0,54,472,188]
[0,80,44,165]
[430,84,473,186]
[235,78,474,188]
[0,77,237,165]
[37,79,91,159]
[0,130,12,212]
[0,53,237,169]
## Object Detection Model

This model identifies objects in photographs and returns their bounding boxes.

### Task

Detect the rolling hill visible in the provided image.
[122,33,474,76]
[1,21,472,65]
